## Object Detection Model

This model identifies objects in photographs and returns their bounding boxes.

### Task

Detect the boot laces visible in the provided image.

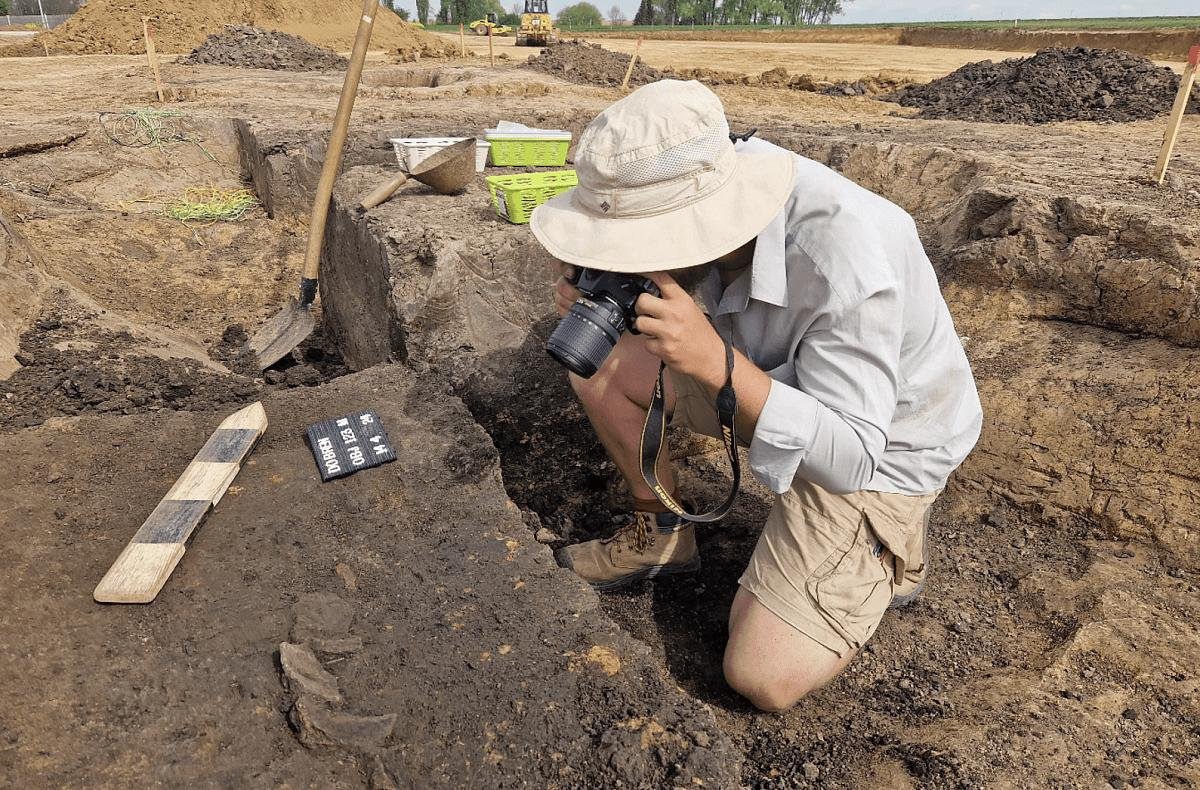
[604,512,656,554]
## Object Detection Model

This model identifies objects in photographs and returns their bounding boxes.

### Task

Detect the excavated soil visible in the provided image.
[3,55,1200,788]
[181,25,348,72]
[889,46,1200,124]
[0,0,456,57]
[670,65,911,96]
[524,40,664,88]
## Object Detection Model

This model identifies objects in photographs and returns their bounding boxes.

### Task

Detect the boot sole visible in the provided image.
[556,550,701,592]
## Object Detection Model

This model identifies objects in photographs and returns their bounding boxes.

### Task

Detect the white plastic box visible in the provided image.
[390,137,490,173]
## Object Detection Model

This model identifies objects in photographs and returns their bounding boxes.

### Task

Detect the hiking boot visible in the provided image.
[556,511,700,591]
[889,517,929,609]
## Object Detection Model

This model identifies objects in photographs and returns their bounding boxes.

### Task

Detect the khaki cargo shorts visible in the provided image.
[671,370,940,657]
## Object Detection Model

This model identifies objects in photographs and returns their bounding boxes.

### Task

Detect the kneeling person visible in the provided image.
[529,81,983,712]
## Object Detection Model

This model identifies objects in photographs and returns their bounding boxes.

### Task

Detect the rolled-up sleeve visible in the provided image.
[748,284,902,495]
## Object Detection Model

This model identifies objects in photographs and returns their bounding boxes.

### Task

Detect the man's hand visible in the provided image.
[553,262,580,318]
[634,272,727,388]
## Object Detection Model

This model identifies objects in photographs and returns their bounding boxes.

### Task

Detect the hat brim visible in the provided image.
[529,149,795,274]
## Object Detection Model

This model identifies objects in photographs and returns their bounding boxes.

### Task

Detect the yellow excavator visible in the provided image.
[515,0,559,46]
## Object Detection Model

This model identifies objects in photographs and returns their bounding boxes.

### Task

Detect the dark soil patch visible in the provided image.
[181,25,348,72]
[454,318,622,543]
[524,40,663,88]
[0,312,260,431]
[888,46,1200,123]
[211,321,351,386]
[1,302,355,432]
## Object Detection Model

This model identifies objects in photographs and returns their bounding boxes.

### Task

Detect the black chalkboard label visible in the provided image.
[305,411,396,481]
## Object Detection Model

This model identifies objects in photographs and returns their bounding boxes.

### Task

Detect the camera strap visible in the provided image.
[638,336,740,523]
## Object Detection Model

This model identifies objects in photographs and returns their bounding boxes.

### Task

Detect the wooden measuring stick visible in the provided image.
[488,23,494,67]
[142,16,165,103]
[1153,45,1199,185]
[620,36,644,91]
[459,22,465,58]
[93,402,267,603]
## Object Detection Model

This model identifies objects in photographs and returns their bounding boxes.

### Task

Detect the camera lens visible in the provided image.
[546,297,626,378]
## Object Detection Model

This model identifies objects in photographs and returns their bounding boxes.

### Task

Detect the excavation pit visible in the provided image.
[3,53,1200,784]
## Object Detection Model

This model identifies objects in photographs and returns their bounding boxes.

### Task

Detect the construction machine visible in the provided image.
[515,0,558,46]
[468,12,511,36]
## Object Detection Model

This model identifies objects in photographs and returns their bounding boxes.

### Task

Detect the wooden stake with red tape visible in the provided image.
[620,36,644,92]
[142,16,166,103]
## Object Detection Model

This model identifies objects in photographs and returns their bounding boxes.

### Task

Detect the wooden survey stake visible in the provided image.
[142,16,166,103]
[1153,45,1199,185]
[459,23,466,58]
[93,402,267,604]
[620,37,644,91]
[488,23,494,68]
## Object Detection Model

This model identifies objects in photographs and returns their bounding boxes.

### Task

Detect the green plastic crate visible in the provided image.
[485,134,571,167]
[486,170,578,224]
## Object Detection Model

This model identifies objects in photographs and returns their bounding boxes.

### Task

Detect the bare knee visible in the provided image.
[567,334,657,411]
[723,590,851,712]
[722,652,820,712]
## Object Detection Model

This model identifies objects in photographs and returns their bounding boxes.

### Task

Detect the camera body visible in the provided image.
[546,266,661,378]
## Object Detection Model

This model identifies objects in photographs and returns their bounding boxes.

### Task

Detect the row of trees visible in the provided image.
[632,0,845,25]
[412,0,845,28]
[433,0,510,26]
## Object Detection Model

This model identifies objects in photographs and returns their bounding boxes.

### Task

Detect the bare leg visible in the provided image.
[723,587,857,711]
[570,332,677,502]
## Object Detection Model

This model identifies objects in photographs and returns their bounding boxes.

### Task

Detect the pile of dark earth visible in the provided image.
[180,25,349,72]
[0,306,349,432]
[523,40,663,87]
[887,46,1200,123]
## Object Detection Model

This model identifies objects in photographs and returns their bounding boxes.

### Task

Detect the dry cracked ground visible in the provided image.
[1,53,1199,789]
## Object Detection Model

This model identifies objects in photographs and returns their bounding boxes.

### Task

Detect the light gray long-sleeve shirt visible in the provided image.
[700,139,983,496]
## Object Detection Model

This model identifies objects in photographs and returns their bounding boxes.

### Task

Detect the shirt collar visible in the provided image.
[710,206,789,316]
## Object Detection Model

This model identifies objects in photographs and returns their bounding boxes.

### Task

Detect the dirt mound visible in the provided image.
[889,46,1200,124]
[665,66,910,97]
[523,40,662,88]
[0,0,456,57]
[181,25,347,71]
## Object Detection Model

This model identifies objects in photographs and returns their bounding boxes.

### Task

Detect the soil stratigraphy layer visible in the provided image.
[181,25,348,71]
[0,0,457,57]
[889,46,1200,123]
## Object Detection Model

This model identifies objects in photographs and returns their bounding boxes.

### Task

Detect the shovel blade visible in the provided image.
[246,298,316,370]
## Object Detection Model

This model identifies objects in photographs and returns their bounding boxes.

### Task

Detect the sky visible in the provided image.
[395,0,1195,23]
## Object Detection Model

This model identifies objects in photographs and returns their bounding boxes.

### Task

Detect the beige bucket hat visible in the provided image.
[530,79,795,274]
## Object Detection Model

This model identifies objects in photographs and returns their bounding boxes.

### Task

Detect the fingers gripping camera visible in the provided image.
[545,267,662,378]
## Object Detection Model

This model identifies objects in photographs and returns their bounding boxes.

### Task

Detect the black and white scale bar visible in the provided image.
[306,410,396,482]
[93,401,267,604]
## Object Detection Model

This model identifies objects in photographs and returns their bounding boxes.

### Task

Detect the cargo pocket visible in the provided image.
[804,514,892,649]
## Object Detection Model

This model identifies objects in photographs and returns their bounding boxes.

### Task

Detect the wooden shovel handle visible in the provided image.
[301,0,379,283]
[360,172,410,210]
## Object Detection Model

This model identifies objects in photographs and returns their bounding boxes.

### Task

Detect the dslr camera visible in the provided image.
[546,266,660,378]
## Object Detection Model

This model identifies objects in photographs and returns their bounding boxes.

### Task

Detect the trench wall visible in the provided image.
[0,210,45,380]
